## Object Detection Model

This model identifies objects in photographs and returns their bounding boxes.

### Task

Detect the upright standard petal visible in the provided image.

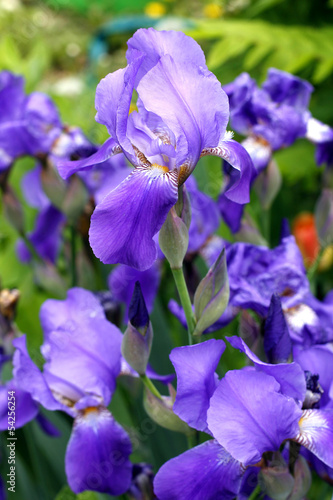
[207,370,302,466]
[262,68,313,110]
[66,407,132,496]
[227,336,306,403]
[126,28,206,84]
[39,288,123,404]
[40,287,108,338]
[154,440,243,500]
[95,53,144,164]
[137,54,229,170]
[89,166,178,270]
[170,339,225,432]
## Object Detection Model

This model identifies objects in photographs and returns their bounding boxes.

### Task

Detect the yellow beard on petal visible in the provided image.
[82,406,99,416]
[151,163,170,174]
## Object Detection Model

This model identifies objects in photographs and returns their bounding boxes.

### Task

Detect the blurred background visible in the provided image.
[0,0,333,499]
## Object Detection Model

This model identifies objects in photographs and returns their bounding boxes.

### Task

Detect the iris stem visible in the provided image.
[171,267,196,345]
[140,374,162,399]
[248,484,261,500]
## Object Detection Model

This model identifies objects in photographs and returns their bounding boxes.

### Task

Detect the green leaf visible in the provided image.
[207,37,252,69]
[55,486,76,500]
[187,20,333,83]
[313,58,333,83]
[244,43,273,70]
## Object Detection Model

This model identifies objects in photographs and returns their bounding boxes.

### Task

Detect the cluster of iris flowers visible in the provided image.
[0,28,333,500]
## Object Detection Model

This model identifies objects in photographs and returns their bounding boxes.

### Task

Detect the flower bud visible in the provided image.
[2,186,25,235]
[286,455,311,500]
[235,213,268,246]
[193,248,229,336]
[264,294,292,364]
[33,261,67,298]
[121,282,153,375]
[143,384,192,435]
[254,159,282,210]
[41,160,67,209]
[41,161,88,224]
[62,175,89,225]
[159,206,189,270]
[259,463,294,500]
[315,189,333,247]
[174,184,191,230]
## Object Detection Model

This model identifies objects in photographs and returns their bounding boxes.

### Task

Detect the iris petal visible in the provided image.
[154,440,243,500]
[89,166,178,270]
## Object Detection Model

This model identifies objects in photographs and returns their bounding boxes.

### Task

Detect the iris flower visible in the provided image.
[154,339,333,499]
[58,28,253,271]
[12,288,132,496]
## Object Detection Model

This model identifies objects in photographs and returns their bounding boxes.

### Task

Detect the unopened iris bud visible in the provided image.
[2,186,25,235]
[121,282,153,376]
[143,384,192,435]
[33,261,67,298]
[254,159,282,210]
[175,184,191,230]
[259,462,294,500]
[235,213,268,246]
[41,160,88,224]
[286,455,311,500]
[41,159,67,209]
[159,186,191,270]
[264,294,292,364]
[315,188,333,247]
[193,248,229,336]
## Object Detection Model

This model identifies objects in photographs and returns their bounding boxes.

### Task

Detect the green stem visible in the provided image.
[70,225,77,287]
[171,267,196,345]
[186,431,196,450]
[248,484,261,500]
[140,374,162,399]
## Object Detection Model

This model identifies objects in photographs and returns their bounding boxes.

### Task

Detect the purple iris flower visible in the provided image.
[58,28,253,271]
[225,68,312,164]
[0,71,62,170]
[170,235,333,345]
[154,339,333,499]
[12,288,132,496]
[220,68,313,232]
[223,236,333,345]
